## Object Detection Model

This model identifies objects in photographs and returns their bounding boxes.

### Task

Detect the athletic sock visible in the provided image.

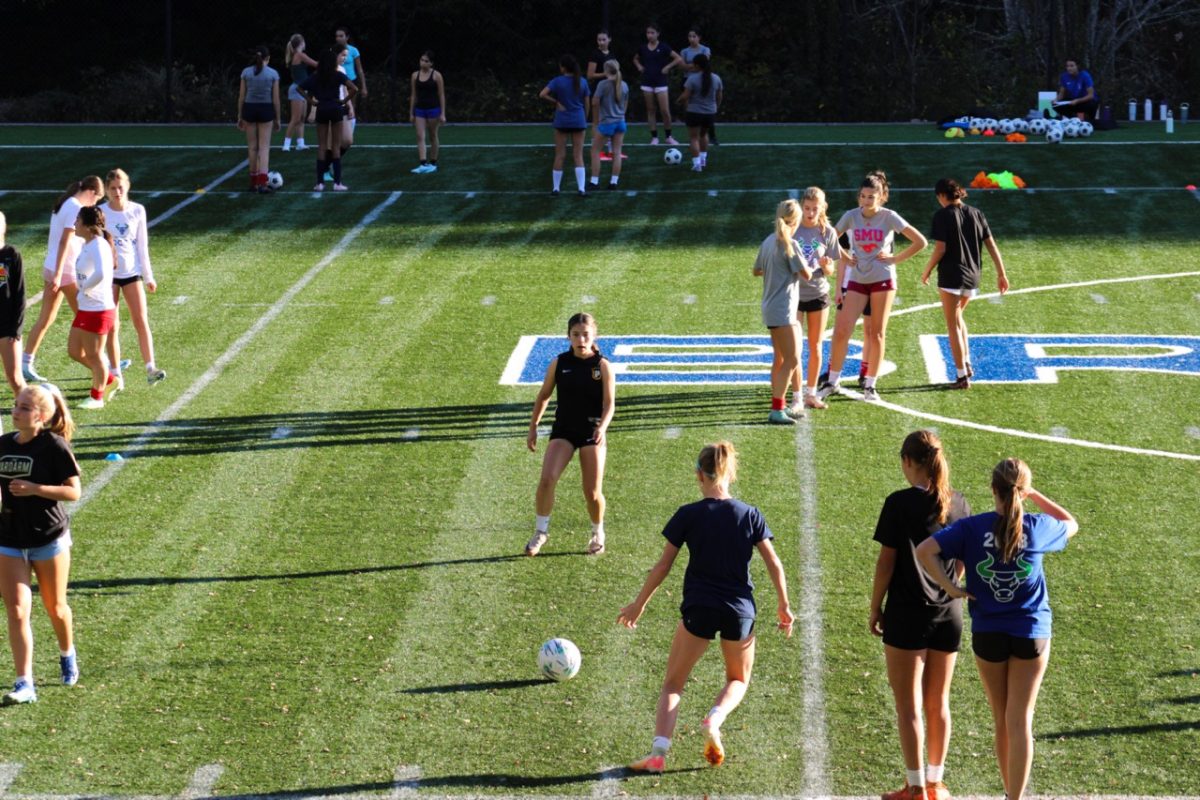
[829,374,842,387]
[574,167,586,192]
[16,674,31,687]
[22,353,32,368]
[665,128,673,138]
[692,156,702,168]
[535,514,550,533]
[926,764,944,783]
[700,151,708,165]
[906,768,926,788]
[590,521,603,536]
[430,160,437,166]
[315,160,326,183]
[551,170,563,192]
[805,385,817,397]
[864,376,877,389]
[61,646,75,658]
[704,706,726,728]
[332,159,343,184]
[283,137,292,149]
[590,177,600,186]
[296,138,305,148]
[956,367,967,379]
[146,362,157,374]
[859,361,870,377]
[651,736,671,754]
[610,175,619,185]
[771,397,785,411]
[90,388,103,401]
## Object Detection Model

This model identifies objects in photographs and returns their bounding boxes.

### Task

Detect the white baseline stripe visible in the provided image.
[793,417,829,795]
[388,764,421,799]
[178,764,223,800]
[73,191,402,508]
[0,763,21,794]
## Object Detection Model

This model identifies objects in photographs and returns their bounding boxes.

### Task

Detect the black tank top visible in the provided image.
[291,62,309,85]
[415,71,439,109]
[553,350,605,429]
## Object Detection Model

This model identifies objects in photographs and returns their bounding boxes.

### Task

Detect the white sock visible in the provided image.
[61,646,75,658]
[651,736,671,754]
[906,768,926,788]
[692,156,702,168]
[700,151,708,165]
[283,137,292,149]
[591,521,603,536]
[552,170,563,191]
[590,176,600,186]
[704,706,726,728]
[16,674,31,686]
[829,374,841,386]
[864,376,877,389]
[574,167,586,192]
[297,138,305,148]
[610,175,619,185]
[956,367,967,379]
[146,362,157,373]
[926,764,944,783]
[805,385,816,397]
[22,353,32,367]
[535,514,550,533]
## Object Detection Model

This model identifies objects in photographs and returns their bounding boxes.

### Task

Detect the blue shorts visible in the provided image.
[597,120,627,136]
[414,106,441,119]
[0,530,72,563]
[682,605,755,641]
[287,84,305,103]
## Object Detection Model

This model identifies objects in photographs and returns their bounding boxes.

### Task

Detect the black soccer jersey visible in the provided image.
[874,486,971,619]
[931,203,992,291]
[0,431,80,549]
[553,350,605,430]
[0,245,26,337]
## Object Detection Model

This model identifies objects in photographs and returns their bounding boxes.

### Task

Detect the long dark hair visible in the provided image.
[900,430,953,525]
[935,177,967,203]
[77,205,117,266]
[559,54,581,99]
[316,47,341,89]
[692,53,712,97]
[251,45,269,75]
[53,176,103,214]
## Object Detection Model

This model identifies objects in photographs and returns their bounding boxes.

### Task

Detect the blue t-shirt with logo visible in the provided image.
[1059,69,1093,101]
[662,497,772,618]
[933,512,1069,638]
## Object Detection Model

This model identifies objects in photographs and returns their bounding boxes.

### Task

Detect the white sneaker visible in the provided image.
[586,531,605,555]
[785,402,806,419]
[77,396,104,410]
[147,368,167,385]
[296,143,308,151]
[702,717,725,766]
[816,381,842,400]
[525,530,548,556]
[332,183,349,192]
[862,387,881,403]
[2,679,36,705]
[282,143,292,152]
[411,164,428,174]
[313,183,325,192]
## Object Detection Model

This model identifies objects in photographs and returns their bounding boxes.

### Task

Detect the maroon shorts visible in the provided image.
[847,279,896,295]
[72,309,117,335]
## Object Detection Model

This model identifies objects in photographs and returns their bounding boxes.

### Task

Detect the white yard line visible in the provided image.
[388,765,422,799]
[73,191,401,508]
[177,764,223,800]
[0,764,21,794]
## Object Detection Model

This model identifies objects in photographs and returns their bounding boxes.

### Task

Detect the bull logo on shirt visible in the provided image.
[115,222,130,237]
[799,238,826,266]
[975,553,1034,603]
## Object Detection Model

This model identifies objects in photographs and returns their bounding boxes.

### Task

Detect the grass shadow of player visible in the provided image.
[415,766,704,790]
[403,678,549,694]
[1040,719,1200,739]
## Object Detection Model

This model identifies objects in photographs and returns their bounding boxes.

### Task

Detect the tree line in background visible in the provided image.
[3,0,1196,123]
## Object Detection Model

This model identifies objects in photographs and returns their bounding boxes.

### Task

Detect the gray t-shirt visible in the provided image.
[794,223,841,302]
[680,45,711,65]
[835,207,911,285]
[241,65,280,104]
[754,234,805,328]
[594,79,628,124]
[684,71,722,114]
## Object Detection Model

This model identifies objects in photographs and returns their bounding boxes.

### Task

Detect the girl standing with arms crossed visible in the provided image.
[677,54,721,172]
[619,441,794,772]
[752,199,811,425]
[236,45,280,194]
[539,56,591,197]
[792,187,839,410]
[587,60,627,190]
[0,384,81,704]
[68,206,117,410]
[917,459,1078,800]
[820,171,927,403]
[23,177,103,384]
[0,213,26,397]
[409,51,446,174]
[633,23,682,145]
[101,169,166,388]
[920,178,1009,389]
[526,313,614,557]
[870,431,971,800]
[282,34,318,152]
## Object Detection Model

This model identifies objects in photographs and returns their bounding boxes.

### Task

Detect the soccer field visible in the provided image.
[0,123,1196,798]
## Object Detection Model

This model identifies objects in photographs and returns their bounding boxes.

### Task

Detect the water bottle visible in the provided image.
[1182,103,1190,124]
[1145,98,1153,121]
[1129,99,1137,120]
[1166,110,1174,134]
[1160,102,1168,121]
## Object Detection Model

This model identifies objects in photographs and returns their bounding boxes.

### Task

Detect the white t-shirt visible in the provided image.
[74,238,116,312]
[44,197,85,278]
[101,202,154,282]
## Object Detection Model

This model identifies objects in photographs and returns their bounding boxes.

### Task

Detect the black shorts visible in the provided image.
[882,604,963,652]
[682,605,755,641]
[315,105,345,125]
[0,325,21,340]
[554,126,586,134]
[797,295,831,313]
[836,294,872,316]
[549,423,599,449]
[685,112,715,130]
[241,102,275,124]
[113,275,142,287]
[972,631,1049,663]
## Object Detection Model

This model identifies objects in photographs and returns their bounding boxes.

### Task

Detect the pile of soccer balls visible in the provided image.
[953,116,1093,143]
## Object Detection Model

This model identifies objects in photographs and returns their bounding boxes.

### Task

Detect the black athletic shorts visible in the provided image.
[685,112,715,130]
[315,105,345,125]
[797,295,831,313]
[972,631,1049,663]
[549,423,599,449]
[682,605,755,641]
[882,604,963,652]
[554,126,586,134]
[113,275,142,287]
[241,102,275,124]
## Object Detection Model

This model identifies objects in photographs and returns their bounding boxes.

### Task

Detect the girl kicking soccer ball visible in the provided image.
[618,441,794,772]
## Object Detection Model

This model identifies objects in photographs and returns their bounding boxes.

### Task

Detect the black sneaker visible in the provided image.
[966,362,975,379]
[948,376,970,390]
[550,189,560,197]
[816,381,841,400]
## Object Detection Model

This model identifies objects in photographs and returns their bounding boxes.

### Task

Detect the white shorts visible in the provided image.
[939,286,978,298]
[43,267,77,287]
[640,85,669,94]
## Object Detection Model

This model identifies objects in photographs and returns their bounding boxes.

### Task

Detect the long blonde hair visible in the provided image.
[603,59,623,105]
[991,458,1032,562]
[697,441,737,488]
[22,385,75,442]
[285,34,305,65]
[801,186,830,232]
[775,199,801,259]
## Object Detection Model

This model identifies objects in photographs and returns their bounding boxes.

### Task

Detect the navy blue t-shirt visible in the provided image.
[638,41,675,86]
[662,497,772,617]
[1059,69,1094,101]
[933,512,1070,638]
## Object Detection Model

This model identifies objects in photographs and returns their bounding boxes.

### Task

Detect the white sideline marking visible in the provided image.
[73,192,402,507]
[581,294,597,304]
[625,190,637,197]
[788,188,799,199]
[1104,188,1117,194]
[402,428,420,441]
[149,191,162,198]
[172,295,189,305]
[683,294,697,305]
[481,295,496,306]
[1050,426,1071,437]
[0,763,21,793]
[986,294,1003,304]
[465,191,476,199]
[793,416,829,796]
[920,335,950,384]
[707,190,718,197]
[1186,426,1200,440]
[0,191,7,201]
[1090,293,1108,304]
[589,765,623,798]
[379,296,395,305]
[178,764,223,800]
[663,426,682,439]
[269,426,291,440]
[388,764,421,799]
[148,162,247,228]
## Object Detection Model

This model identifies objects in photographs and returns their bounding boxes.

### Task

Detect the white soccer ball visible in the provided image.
[983,118,999,132]
[266,171,284,190]
[1014,118,1030,133]
[998,119,1017,135]
[1046,128,1063,144]
[663,148,683,165]
[1064,120,1081,138]
[1078,121,1094,137]
[1029,118,1048,135]
[537,638,581,681]
[969,117,984,131]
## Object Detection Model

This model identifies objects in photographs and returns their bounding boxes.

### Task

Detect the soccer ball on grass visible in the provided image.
[266,171,284,190]
[663,148,683,165]
[538,638,581,681]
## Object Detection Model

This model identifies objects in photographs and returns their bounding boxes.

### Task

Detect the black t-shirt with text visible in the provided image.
[873,486,971,620]
[930,203,992,291]
[0,431,80,548]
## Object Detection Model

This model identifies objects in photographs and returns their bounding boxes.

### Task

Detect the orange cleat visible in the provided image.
[926,781,951,800]
[882,785,925,800]
[628,753,665,773]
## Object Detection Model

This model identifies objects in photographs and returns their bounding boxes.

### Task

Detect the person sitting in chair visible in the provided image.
[1056,59,1097,120]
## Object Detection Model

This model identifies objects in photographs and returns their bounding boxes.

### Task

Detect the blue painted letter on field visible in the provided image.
[920,334,1200,384]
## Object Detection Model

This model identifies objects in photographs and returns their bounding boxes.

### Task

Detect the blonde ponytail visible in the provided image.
[775,199,800,259]
[991,458,1031,562]
[697,441,738,488]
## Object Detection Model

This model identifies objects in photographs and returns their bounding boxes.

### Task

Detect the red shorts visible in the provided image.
[72,309,117,335]
[847,279,896,295]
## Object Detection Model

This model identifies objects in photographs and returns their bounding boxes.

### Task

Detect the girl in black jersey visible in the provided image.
[408,51,446,174]
[920,179,1009,389]
[0,212,26,397]
[0,384,81,704]
[870,431,970,800]
[525,313,614,557]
